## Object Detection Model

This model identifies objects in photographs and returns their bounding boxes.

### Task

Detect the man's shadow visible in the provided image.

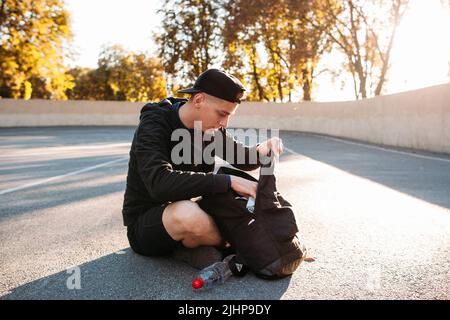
[2,248,292,300]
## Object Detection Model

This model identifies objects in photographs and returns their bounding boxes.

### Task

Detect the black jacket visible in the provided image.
[122,97,262,226]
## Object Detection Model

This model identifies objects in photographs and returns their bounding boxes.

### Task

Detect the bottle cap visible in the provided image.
[192,278,204,289]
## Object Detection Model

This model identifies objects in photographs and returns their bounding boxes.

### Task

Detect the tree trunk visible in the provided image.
[374,1,403,96]
[277,65,284,101]
[354,57,367,98]
[302,66,312,101]
[359,74,367,98]
[0,0,6,26]
[250,46,268,101]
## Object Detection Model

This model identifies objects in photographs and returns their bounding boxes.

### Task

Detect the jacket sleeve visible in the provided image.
[134,113,231,203]
[216,128,262,171]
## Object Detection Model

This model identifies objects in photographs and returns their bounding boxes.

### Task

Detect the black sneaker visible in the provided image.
[218,245,236,260]
[171,245,223,270]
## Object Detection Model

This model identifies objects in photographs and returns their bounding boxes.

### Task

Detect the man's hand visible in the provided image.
[257,137,284,157]
[230,176,257,199]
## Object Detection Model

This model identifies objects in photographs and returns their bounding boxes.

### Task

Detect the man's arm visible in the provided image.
[135,113,231,203]
[216,128,262,171]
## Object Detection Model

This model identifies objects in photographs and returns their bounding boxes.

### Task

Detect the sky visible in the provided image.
[65,0,163,68]
[65,0,450,101]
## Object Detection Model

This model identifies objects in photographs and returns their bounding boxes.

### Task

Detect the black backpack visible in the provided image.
[197,159,307,279]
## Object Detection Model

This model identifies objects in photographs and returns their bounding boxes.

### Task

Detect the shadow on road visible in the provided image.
[0,126,135,149]
[2,248,291,300]
[0,155,127,221]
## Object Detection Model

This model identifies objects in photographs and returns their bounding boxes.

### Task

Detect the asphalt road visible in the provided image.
[0,126,449,300]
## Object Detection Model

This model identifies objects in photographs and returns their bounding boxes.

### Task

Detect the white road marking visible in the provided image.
[284,146,300,156]
[307,134,450,164]
[0,143,131,158]
[0,157,128,195]
[245,130,450,163]
[0,164,51,170]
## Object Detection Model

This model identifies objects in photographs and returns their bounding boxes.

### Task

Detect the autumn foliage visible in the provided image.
[1,0,410,102]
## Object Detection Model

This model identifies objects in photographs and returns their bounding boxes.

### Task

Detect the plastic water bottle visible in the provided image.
[246,197,255,213]
[191,254,235,290]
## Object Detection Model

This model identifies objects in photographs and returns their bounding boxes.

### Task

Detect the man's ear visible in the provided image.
[192,92,205,108]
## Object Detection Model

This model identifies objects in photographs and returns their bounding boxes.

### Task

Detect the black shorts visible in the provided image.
[127,204,180,257]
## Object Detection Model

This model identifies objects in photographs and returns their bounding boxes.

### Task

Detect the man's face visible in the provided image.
[193,93,239,132]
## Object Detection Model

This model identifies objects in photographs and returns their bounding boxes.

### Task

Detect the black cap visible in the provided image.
[178,69,246,103]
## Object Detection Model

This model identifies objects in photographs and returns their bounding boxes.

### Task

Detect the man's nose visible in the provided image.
[219,116,230,128]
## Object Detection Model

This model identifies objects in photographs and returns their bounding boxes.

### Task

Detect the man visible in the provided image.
[122,69,283,266]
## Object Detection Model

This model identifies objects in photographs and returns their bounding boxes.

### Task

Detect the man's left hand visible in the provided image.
[257,137,284,157]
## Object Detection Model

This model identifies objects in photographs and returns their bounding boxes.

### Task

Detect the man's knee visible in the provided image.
[162,200,212,240]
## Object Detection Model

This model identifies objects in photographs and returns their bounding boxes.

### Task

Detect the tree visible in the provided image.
[221,0,270,101]
[66,45,167,102]
[155,0,222,94]
[286,0,336,101]
[65,67,106,101]
[0,0,73,99]
[308,0,409,99]
[221,0,335,101]
[222,0,294,102]
[107,52,168,102]
[155,0,335,101]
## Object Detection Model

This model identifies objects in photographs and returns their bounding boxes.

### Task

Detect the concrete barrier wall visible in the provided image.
[0,99,142,126]
[230,83,450,154]
[1,82,449,154]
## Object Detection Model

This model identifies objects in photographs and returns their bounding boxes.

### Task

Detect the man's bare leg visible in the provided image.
[162,200,222,248]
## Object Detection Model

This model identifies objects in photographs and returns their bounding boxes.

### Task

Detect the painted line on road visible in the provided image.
[281,133,450,164]
[284,146,301,156]
[248,130,448,164]
[0,143,131,158]
[0,164,52,170]
[0,157,128,196]
[313,135,450,164]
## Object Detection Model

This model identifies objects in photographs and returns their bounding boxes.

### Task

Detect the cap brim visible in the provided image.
[177,87,201,94]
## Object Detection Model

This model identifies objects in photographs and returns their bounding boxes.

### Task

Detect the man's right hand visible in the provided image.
[230,176,257,199]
